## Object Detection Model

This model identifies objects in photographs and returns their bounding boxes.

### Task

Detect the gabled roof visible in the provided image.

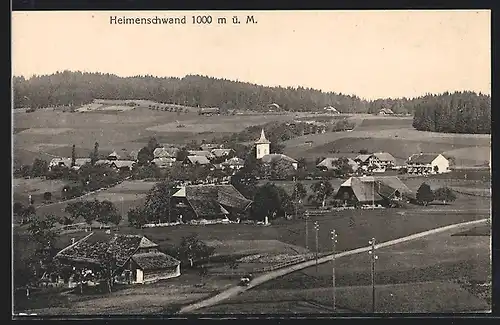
[255,129,271,144]
[173,184,252,218]
[185,155,211,165]
[49,157,72,166]
[408,153,444,164]
[372,152,396,162]
[132,252,180,270]
[200,143,220,151]
[211,148,234,157]
[339,176,414,201]
[261,154,297,164]
[153,147,179,158]
[222,157,245,166]
[317,157,358,169]
[108,151,121,159]
[110,160,136,168]
[354,154,371,162]
[55,233,158,269]
[379,108,394,114]
[74,158,91,166]
[188,150,214,159]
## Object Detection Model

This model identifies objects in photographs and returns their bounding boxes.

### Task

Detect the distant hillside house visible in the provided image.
[323,106,340,114]
[200,143,222,151]
[49,157,72,170]
[96,159,136,171]
[183,155,211,166]
[188,150,215,160]
[199,107,220,116]
[268,103,280,111]
[172,184,252,221]
[378,108,394,115]
[316,157,358,172]
[407,153,450,175]
[107,151,121,161]
[261,154,298,170]
[55,233,181,285]
[335,176,414,207]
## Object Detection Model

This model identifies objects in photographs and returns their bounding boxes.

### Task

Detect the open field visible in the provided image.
[197,222,491,313]
[13,177,76,205]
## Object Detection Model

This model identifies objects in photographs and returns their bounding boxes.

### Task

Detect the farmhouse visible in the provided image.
[261,154,299,170]
[188,150,215,160]
[72,158,91,170]
[153,147,179,159]
[407,153,450,175]
[335,176,414,207]
[152,157,175,168]
[96,159,136,171]
[211,148,235,160]
[316,157,359,172]
[172,184,252,221]
[55,232,181,285]
[49,157,72,170]
[183,155,211,166]
[107,151,121,161]
[378,108,394,115]
[199,107,220,116]
[354,152,396,172]
[221,157,245,171]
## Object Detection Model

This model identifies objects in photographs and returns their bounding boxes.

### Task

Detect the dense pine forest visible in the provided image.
[13,71,490,134]
[412,91,491,134]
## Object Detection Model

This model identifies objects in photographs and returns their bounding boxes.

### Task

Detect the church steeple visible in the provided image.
[255,129,271,144]
[255,129,270,159]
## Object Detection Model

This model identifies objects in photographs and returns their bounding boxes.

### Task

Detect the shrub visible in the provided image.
[43,192,52,201]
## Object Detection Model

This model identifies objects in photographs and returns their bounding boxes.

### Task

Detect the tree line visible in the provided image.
[412,91,491,134]
[11,70,445,115]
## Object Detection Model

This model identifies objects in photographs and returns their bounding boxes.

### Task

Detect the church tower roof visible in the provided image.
[255,129,271,144]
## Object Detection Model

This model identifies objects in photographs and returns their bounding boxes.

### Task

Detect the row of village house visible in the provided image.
[49,129,451,177]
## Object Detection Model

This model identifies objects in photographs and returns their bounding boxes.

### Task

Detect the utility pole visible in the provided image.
[331,229,338,312]
[305,210,309,249]
[368,237,378,313]
[168,187,171,223]
[314,221,320,272]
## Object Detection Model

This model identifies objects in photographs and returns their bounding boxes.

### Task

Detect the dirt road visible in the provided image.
[178,218,489,314]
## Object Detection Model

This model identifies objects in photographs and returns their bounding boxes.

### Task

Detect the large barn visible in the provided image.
[172,184,252,221]
[55,233,181,286]
[335,176,414,207]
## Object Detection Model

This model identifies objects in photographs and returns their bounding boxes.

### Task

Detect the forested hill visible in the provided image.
[13,71,490,133]
[412,91,491,134]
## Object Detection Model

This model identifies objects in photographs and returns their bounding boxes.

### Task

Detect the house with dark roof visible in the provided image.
[335,176,414,207]
[211,148,235,160]
[55,232,180,285]
[172,184,252,221]
[354,152,396,172]
[407,153,450,175]
[183,155,211,166]
[49,157,72,170]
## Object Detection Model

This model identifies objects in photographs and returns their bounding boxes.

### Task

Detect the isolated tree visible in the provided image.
[175,147,191,162]
[142,180,177,223]
[13,202,25,217]
[250,183,289,220]
[433,165,439,174]
[433,187,457,204]
[309,181,334,208]
[43,191,52,201]
[127,207,147,228]
[65,200,100,225]
[71,144,76,167]
[292,182,308,203]
[176,234,215,268]
[31,158,48,177]
[270,159,295,180]
[147,137,160,153]
[90,142,99,166]
[297,157,307,171]
[332,157,354,177]
[416,182,434,206]
[137,147,154,166]
[97,200,122,226]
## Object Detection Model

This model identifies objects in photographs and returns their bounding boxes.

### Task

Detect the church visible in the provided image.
[255,129,298,170]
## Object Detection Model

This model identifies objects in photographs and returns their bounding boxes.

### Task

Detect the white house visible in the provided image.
[407,153,450,175]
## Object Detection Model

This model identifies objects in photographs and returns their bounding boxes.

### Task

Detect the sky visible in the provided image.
[12,10,490,100]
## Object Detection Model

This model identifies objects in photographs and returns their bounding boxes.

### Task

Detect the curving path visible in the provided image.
[178,218,489,314]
